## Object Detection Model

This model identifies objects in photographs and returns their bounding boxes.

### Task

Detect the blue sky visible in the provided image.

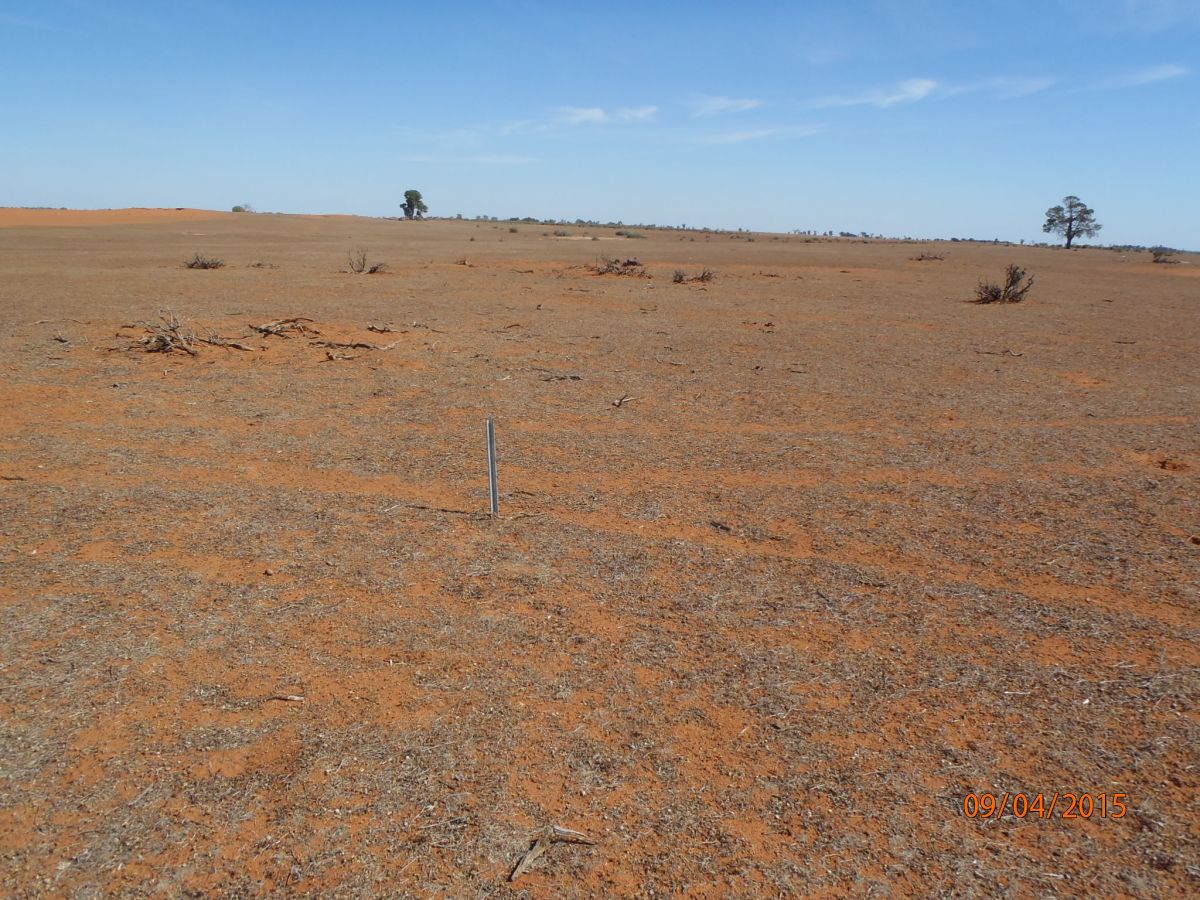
[2,0,1197,247]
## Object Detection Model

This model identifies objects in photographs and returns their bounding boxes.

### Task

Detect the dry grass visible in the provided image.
[184,252,224,269]
[0,212,1197,895]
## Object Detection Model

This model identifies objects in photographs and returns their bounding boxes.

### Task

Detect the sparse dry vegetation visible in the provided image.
[973,263,1034,303]
[673,267,716,283]
[346,248,387,274]
[593,256,648,276]
[184,252,224,269]
[2,211,1197,897]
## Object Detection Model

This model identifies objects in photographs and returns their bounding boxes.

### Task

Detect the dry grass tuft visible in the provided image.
[184,253,224,269]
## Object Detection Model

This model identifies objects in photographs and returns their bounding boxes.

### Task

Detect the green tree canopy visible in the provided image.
[401,190,428,220]
[1042,195,1101,248]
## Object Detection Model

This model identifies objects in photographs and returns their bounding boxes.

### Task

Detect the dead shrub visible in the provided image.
[184,253,224,270]
[593,256,648,277]
[137,311,197,354]
[671,268,715,284]
[347,249,387,274]
[972,264,1033,304]
[1151,247,1180,265]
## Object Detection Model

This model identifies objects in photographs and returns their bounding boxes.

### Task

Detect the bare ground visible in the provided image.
[0,210,1197,896]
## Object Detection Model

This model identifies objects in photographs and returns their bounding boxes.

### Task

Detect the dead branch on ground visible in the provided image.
[510,825,595,882]
[197,331,256,351]
[251,317,317,337]
[135,311,198,355]
[310,339,399,351]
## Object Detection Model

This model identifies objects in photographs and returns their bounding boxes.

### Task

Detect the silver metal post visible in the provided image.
[486,417,499,517]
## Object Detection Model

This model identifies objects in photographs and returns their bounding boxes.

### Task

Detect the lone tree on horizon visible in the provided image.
[401,189,428,220]
[1043,195,1101,248]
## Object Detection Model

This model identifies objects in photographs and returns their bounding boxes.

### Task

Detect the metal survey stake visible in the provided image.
[486,417,499,517]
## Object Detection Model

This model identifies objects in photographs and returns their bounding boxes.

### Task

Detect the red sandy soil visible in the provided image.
[0,208,236,229]
[0,210,1197,896]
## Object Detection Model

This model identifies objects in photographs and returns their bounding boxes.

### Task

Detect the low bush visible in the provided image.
[184,253,224,269]
[672,268,716,284]
[593,256,647,276]
[972,264,1033,304]
[347,248,387,274]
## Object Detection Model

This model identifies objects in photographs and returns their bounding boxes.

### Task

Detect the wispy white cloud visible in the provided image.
[985,75,1056,98]
[812,78,939,109]
[696,124,825,144]
[557,106,608,125]
[814,74,1057,109]
[618,105,659,122]
[690,95,762,118]
[556,105,659,125]
[396,154,538,165]
[1103,64,1189,87]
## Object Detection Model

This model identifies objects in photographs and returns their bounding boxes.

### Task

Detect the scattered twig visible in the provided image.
[383,501,474,516]
[972,348,1024,357]
[510,825,595,882]
[266,694,306,703]
[135,311,197,355]
[410,321,447,334]
[197,332,256,351]
[251,317,317,337]
[310,339,398,351]
[1,475,27,481]
[612,394,635,407]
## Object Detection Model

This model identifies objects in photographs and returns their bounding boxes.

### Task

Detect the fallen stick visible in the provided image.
[510,825,595,882]
[197,334,256,351]
[251,317,316,337]
[310,339,399,351]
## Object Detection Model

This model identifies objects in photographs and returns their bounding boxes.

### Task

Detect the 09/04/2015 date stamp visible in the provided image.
[963,792,1128,820]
